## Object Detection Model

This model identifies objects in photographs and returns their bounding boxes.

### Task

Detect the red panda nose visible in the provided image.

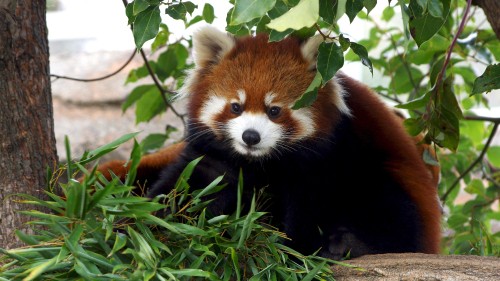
[242,129,261,146]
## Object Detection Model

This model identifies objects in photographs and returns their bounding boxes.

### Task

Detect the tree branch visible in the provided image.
[50,50,136,82]
[441,120,499,202]
[121,0,186,133]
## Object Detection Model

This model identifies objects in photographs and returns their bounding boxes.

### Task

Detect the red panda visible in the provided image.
[102,27,442,259]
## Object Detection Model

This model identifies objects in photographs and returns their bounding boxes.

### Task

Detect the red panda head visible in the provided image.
[180,27,350,159]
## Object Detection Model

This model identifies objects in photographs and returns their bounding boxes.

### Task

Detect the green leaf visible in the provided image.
[193,175,225,201]
[389,66,424,94]
[416,0,428,9]
[427,0,443,18]
[159,268,216,279]
[349,42,373,75]
[363,0,377,15]
[231,0,276,25]
[80,132,139,165]
[441,76,463,120]
[429,106,460,151]
[267,0,319,32]
[319,0,337,24]
[165,2,197,21]
[266,1,285,19]
[108,233,127,257]
[292,71,322,109]
[140,133,169,153]
[339,34,351,51]
[409,0,450,46]
[397,0,411,40]
[24,257,57,281]
[135,86,166,124]
[133,0,150,16]
[403,117,425,136]
[202,3,215,23]
[187,15,204,27]
[472,64,500,95]
[460,121,484,147]
[317,42,344,85]
[133,6,161,49]
[396,90,431,110]
[125,3,136,25]
[125,140,141,186]
[122,84,156,112]
[345,0,364,23]
[174,156,204,192]
[157,48,178,81]
[487,146,500,168]
[382,6,395,21]
[268,28,294,42]
[464,179,485,196]
[302,261,327,281]
[151,27,169,52]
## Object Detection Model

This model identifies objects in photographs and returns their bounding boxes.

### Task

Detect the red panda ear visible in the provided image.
[192,26,236,68]
[300,35,323,70]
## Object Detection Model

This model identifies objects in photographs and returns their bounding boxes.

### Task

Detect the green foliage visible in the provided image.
[472,64,500,95]
[0,136,345,280]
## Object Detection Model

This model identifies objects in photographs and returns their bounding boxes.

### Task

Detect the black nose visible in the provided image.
[242,129,261,146]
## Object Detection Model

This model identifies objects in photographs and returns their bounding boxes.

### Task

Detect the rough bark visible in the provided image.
[333,253,500,280]
[473,0,500,39]
[0,0,57,249]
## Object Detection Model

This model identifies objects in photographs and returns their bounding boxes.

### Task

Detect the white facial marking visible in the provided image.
[264,92,276,107]
[227,113,283,157]
[290,107,315,139]
[237,89,246,104]
[199,94,226,128]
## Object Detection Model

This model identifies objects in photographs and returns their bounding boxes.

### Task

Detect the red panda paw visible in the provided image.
[320,227,373,260]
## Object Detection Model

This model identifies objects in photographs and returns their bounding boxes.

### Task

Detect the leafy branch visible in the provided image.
[441,118,500,202]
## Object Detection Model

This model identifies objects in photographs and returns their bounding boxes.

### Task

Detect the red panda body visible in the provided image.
[148,27,441,259]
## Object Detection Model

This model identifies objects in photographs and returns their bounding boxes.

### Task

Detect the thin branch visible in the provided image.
[314,24,336,40]
[50,50,136,82]
[464,115,500,123]
[434,0,473,91]
[377,91,404,104]
[121,0,186,132]
[441,121,499,202]
[138,49,187,130]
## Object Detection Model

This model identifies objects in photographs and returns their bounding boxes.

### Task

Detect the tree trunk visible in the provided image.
[473,0,500,39]
[0,0,57,249]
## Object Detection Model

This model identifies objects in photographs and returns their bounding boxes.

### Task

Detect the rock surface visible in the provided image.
[333,253,500,281]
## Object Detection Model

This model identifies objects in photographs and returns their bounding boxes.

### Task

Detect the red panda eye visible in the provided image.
[231,103,242,114]
[268,106,281,118]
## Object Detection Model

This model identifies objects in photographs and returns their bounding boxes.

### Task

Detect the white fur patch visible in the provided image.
[290,107,316,139]
[330,77,351,116]
[237,89,246,104]
[199,94,226,128]
[227,113,283,157]
[264,92,277,107]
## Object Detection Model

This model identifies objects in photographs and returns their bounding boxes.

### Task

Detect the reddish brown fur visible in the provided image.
[339,74,441,253]
[94,142,186,188]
